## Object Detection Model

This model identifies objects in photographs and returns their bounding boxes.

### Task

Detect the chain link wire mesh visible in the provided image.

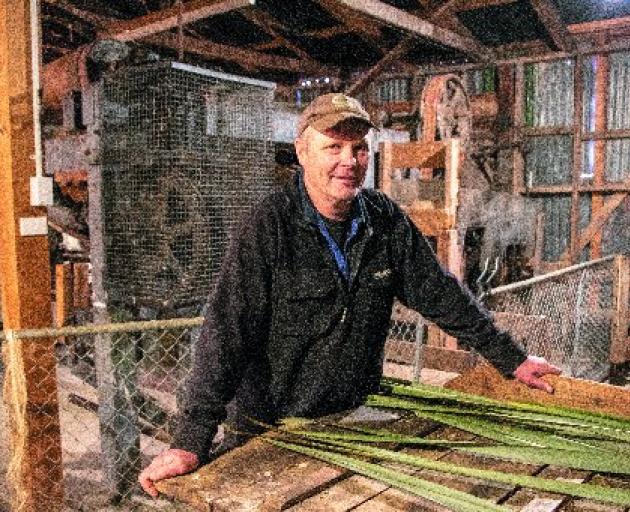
[0,303,432,511]
[100,62,276,309]
[383,301,425,382]
[487,256,617,381]
[1,319,202,511]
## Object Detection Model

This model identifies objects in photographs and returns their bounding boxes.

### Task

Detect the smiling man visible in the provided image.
[139,93,560,498]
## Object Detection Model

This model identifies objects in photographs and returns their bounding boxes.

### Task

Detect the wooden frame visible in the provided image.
[380,138,462,352]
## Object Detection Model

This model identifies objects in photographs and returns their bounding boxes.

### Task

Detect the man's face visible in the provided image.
[295,126,369,213]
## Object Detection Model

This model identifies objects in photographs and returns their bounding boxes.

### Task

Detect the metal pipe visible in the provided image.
[489,255,616,296]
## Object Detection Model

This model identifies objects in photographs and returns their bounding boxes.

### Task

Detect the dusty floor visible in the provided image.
[0,364,193,512]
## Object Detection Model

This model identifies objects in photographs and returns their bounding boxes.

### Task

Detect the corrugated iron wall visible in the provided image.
[605,52,630,183]
[524,60,574,261]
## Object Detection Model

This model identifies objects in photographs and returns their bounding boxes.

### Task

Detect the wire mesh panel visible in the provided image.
[1,320,202,511]
[488,257,616,381]
[101,62,276,309]
[384,301,424,382]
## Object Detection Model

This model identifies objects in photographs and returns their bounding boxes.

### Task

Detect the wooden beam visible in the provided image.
[526,183,630,194]
[447,362,630,418]
[569,54,583,263]
[610,255,630,365]
[569,15,630,34]
[144,32,331,74]
[315,0,383,40]
[592,53,609,258]
[452,0,517,10]
[241,9,315,63]
[44,0,110,28]
[0,0,64,509]
[558,192,628,261]
[303,24,351,39]
[529,0,573,52]
[345,0,463,97]
[345,37,415,96]
[337,0,492,60]
[103,0,255,42]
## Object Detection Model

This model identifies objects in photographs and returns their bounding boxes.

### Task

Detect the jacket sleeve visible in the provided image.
[171,200,275,461]
[389,201,527,377]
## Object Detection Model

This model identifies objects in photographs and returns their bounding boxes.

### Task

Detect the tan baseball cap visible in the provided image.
[297,93,375,136]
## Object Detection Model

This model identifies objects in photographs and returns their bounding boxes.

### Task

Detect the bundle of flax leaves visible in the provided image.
[260,380,630,511]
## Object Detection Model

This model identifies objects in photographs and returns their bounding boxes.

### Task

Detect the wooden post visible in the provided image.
[512,63,526,195]
[570,54,584,264]
[592,54,609,258]
[55,263,73,328]
[85,82,141,501]
[610,255,630,365]
[0,0,64,509]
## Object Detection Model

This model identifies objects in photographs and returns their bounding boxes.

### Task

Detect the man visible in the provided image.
[139,93,560,497]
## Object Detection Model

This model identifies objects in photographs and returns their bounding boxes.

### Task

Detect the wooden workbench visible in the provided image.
[156,365,630,511]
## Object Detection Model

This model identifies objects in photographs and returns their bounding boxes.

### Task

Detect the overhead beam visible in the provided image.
[241,9,315,63]
[529,0,573,51]
[145,32,333,75]
[568,15,630,34]
[337,0,492,60]
[45,0,110,28]
[102,0,255,42]
[345,37,415,96]
[315,0,383,39]
[304,24,351,39]
[452,0,517,10]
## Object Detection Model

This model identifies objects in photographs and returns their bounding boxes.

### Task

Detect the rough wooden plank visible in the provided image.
[389,141,447,170]
[502,466,589,510]
[156,437,347,511]
[0,0,64,509]
[337,0,492,60]
[446,362,630,418]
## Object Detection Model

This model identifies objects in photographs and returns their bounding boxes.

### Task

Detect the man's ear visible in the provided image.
[294,136,307,166]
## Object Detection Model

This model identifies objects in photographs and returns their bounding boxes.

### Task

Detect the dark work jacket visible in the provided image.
[172,170,527,461]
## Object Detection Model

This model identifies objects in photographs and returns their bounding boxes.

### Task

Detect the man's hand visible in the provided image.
[513,355,562,393]
[139,448,199,498]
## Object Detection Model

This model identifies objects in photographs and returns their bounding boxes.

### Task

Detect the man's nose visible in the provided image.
[339,146,356,165]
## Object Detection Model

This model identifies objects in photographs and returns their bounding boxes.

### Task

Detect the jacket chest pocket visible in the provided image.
[273,269,338,337]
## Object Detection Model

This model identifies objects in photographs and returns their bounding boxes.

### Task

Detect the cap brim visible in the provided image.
[309,112,376,135]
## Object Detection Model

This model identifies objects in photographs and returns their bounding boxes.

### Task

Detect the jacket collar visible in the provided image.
[292,168,371,230]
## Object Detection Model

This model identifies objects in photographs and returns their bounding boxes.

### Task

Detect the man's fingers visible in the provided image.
[138,470,159,498]
[529,377,554,394]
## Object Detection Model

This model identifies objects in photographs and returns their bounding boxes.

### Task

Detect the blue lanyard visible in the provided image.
[317,216,360,282]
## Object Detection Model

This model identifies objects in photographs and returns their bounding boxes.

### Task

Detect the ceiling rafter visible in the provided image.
[144,32,333,75]
[303,24,352,39]
[338,0,492,60]
[44,0,336,77]
[101,0,255,42]
[241,9,315,63]
[314,0,383,40]
[529,0,573,51]
[345,0,475,96]
[451,0,517,10]
[45,0,111,28]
